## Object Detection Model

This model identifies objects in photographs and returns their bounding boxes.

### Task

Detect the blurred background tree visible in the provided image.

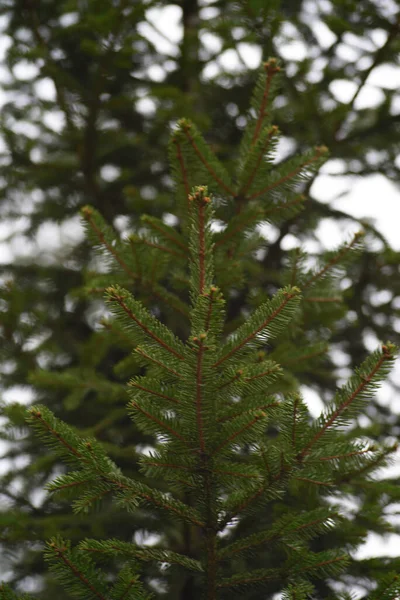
[0,0,399,597]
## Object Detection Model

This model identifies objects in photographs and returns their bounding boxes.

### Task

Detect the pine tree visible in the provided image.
[1,60,399,600]
[1,1,400,595]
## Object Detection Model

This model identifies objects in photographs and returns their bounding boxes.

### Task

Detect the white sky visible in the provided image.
[1,2,400,585]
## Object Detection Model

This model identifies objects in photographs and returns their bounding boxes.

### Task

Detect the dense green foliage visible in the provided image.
[1,1,400,597]
[1,59,400,599]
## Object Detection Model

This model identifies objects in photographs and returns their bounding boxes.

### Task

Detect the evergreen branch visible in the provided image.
[72,489,111,513]
[297,553,348,576]
[281,583,315,600]
[130,402,188,445]
[368,573,400,600]
[337,443,397,483]
[27,408,85,462]
[142,460,190,471]
[214,207,262,248]
[79,539,203,572]
[140,215,187,252]
[118,578,136,600]
[82,206,137,280]
[0,585,33,600]
[217,370,244,390]
[149,283,190,318]
[219,512,334,559]
[134,237,185,258]
[241,125,279,196]
[134,347,183,378]
[204,286,218,332]
[302,231,364,291]
[216,568,279,588]
[278,343,328,368]
[105,286,185,360]
[294,477,333,487]
[292,396,299,447]
[195,337,206,452]
[245,364,282,382]
[104,476,204,527]
[319,448,373,461]
[263,194,306,220]
[101,319,133,347]
[247,146,328,200]
[217,402,280,424]
[219,484,266,529]
[213,469,261,480]
[212,412,267,455]
[215,195,304,250]
[274,196,307,217]
[190,190,209,295]
[110,565,150,600]
[128,378,180,405]
[46,540,108,600]
[212,287,301,368]
[250,59,281,147]
[217,362,281,392]
[46,476,92,493]
[299,344,396,459]
[218,529,276,559]
[180,122,235,196]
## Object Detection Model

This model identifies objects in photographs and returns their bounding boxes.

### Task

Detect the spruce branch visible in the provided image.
[335,443,398,484]
[188,186,215,300]
[0,586,33,600]
[214,206,263,249]
[140,215,187,253]
[240,125,280,196]
[250,59,281,147]
[44,538,109,600]
[178,120,235,196]
[105,285,185,360]
[102,475,204,527]
[302,230,365,291]
[132,236,185,258]
[263,194,306,223]
[81,206,138,281]
[27,406,85,464]
[299,343,397,459]
[220,483,266,529]
[216,567,280,588]
[134,346,183,378]
[217,369,244,390]
[368,573,400,600]
[79,539,203,572]
[195,336,206,453]
[218,509,337,560]
[212,410,268,456]
[129,401,188,445]
[215,195,305,254]
[189,187,211,295]
[212,286,301,368]
[247,146,328,200]
[128,377,181,405]
[217,401,280,424]
[281,582,315,600]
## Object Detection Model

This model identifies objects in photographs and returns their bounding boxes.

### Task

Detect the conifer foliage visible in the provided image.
[1,61,399,599]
